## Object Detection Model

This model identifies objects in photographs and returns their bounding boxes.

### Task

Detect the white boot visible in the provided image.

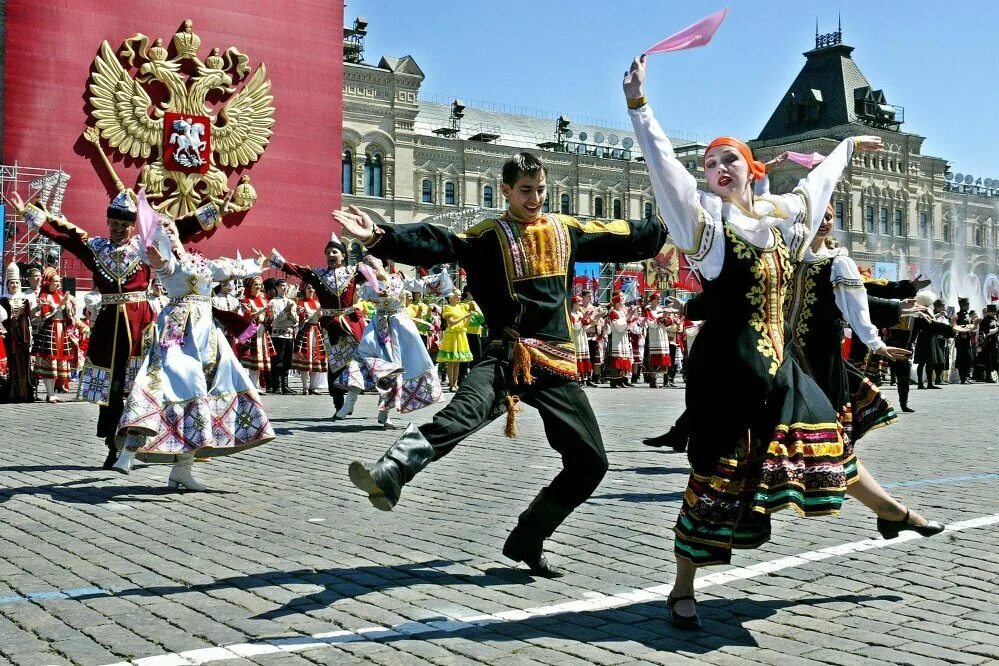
[112,433,143,474]
[378,410,398,429]
[167,454,207,491]
[334,389,360,420]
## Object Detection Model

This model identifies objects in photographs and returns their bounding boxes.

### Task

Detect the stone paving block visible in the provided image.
[2,387,998,665]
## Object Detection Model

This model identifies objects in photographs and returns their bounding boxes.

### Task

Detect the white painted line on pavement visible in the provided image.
[96,512,999,666]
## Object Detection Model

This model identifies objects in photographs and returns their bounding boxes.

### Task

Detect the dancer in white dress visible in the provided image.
[113,218,275,489]
[335,255,442,427]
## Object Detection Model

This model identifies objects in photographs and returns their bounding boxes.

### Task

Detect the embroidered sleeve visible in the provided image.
[628,105,723,279]
[211,257,262,282]
[568,214,668,263]
[772,138,855,261]
[367,223,467,266]
[35,213,98,272]
[176,202,223,242]
[832,255,884,351]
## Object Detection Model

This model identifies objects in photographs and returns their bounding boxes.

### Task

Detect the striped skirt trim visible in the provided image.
[674,419,853,567]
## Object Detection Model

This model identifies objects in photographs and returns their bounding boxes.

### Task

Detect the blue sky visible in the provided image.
[347,0,998,179]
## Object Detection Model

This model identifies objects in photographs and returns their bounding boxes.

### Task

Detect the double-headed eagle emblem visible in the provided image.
[84,19,275,217]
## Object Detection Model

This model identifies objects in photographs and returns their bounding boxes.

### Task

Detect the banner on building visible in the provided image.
[873,261,898,282]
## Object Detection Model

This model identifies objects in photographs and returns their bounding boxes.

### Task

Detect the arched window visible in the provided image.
[421,179,433,203]
[878,207,889,234]
[919,212,930,239]
[894,209,904,236]
[594,197,604,218]
[613,199,622,219]
[342,149,353,194]
[644,202,653,222]
[543,195,550,213]
[560,193,571,214]
[445,182,455,205]
[835,202,845,230]
[865,206,875,233]
[364,153,383,196]
[483,185,494,208]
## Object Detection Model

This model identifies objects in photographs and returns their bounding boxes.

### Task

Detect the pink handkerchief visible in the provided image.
[646,7,729,55]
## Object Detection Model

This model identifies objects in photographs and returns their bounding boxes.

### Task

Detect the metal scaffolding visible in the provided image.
[0,163,70,272]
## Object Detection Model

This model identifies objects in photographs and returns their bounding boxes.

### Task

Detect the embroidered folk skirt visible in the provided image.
[119,304,275,459]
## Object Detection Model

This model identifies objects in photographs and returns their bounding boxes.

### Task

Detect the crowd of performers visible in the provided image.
[5,52,999,635]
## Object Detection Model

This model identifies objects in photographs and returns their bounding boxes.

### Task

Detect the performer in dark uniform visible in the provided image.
[914,297,954,389]
[12,190,228,468]
[337,152,668,578]
[627,54,941,631]
[269,236,364,414]
[978,304,999,382]
[954,297,976,384]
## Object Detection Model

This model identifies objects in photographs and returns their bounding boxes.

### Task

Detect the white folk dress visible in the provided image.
[339,273,442,413]
[118,250,276,460]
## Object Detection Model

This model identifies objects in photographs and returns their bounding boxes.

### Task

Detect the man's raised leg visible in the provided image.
[348,356,501,510]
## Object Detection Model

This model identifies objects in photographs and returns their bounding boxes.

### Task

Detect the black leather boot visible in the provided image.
[103,436,118,470]
[642,425,688,452]
[502,490,574,578]
[348,424,434,511]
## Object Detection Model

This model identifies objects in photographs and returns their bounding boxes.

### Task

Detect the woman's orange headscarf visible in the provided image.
[705,137,766,181]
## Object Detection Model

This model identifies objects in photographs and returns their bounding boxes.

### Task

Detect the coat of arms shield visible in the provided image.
[163,111,212,174]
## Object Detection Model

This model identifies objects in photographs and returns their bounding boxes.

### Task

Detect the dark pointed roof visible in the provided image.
[756,31,903,142]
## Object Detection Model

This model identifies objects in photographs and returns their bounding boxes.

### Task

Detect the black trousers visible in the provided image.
[272,337,294,379]
[96,316,135,438]
[458,333,483,383]
[956,339,974,381]
[419,353,608,510]
[891,359,912,407]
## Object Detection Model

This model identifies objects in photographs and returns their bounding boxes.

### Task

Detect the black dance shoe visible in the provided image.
[642,427,688,453]
[901,405,915,413]
[666,594,702,630]
[877,508,945,540]
[501,539,564,578]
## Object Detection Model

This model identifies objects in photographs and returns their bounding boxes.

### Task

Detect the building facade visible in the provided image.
[342,24,998,307]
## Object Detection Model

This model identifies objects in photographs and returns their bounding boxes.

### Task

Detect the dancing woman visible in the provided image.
[788,205,942,526]
[113,219,275,489]
[626,55,938,630]
[335,255,442,426]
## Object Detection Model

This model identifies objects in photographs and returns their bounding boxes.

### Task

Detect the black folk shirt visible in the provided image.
[368,213,667,378]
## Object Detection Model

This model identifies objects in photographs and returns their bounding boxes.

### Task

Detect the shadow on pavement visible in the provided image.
[77,560,530,619]
[611,466,689,476]
[320,593,904,653]
[590,490,686,503]
[0,478,235,504]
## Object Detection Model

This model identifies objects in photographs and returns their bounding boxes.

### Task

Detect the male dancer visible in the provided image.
[12,190,228,468]
[337,152,667,577]
[268,278,300,395]
[269,234,364,413]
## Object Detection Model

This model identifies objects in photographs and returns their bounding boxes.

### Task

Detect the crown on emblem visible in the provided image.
[172,19,201,59]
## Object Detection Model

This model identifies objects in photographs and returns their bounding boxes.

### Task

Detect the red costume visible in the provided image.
[25,197,222,437]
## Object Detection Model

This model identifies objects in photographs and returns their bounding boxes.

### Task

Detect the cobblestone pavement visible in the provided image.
[1,379,998,666]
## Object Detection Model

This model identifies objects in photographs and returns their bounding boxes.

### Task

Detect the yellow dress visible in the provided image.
[437,303,473,362]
